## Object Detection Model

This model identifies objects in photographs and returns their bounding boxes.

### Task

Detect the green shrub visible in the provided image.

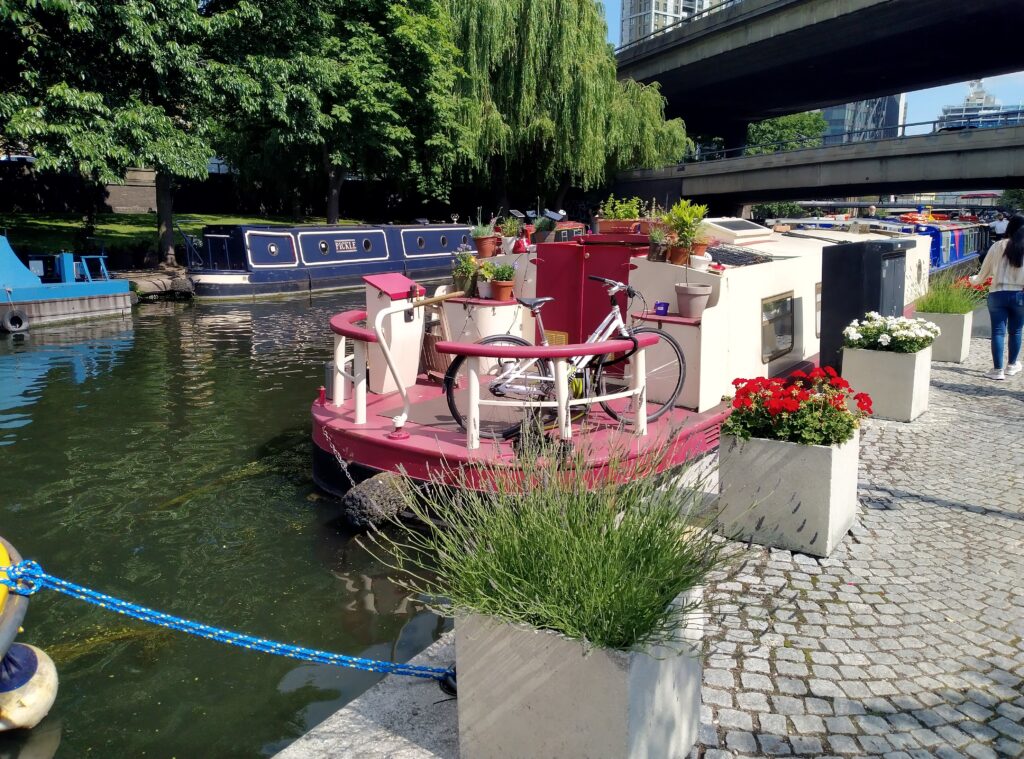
[492,263,515,281]
[366,439,730,651]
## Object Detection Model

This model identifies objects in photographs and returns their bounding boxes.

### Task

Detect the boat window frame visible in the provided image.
[761,290,795,364]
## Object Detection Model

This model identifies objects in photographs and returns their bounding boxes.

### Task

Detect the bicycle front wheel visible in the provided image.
[594,327,685,424]
[443,335,555,438]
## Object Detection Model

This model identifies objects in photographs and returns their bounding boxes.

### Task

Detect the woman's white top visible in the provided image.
[971,240,1024,293]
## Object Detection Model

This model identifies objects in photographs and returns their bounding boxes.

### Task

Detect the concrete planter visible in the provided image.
[456,590,703,759]
[917,311,971,363]
[842,346,931,421]
[717,431,859,558]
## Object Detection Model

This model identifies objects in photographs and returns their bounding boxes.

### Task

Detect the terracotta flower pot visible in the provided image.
[668,245,690,266]
[596,219,641,234]
[675,283,713,318]
[532,230,554,244]
[473,235,500,258]
[691,242,709,257]
[491,280,514,302]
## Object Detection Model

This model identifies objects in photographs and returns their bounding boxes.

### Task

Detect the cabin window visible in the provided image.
[362,238,373,252]
[462,235,469,245]
[814,283,821,338]
[440,235,448,247]
[417,236,426,249]
[761,291,794,363]
[318,240,329,255]
[268,243,279,257]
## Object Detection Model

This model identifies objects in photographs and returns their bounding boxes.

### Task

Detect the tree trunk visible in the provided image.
[554,175,572,213]
[156,171,176,267]
[324,146,344,225]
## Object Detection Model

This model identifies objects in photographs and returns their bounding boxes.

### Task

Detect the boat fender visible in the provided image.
[339,472,411,530]
[1,309,29,333]
[0,643,58,731]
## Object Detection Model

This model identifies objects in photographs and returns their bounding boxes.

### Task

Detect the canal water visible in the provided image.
[0,296,448,758]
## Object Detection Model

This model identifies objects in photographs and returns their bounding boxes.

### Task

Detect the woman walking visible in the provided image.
[972,213,1024,380]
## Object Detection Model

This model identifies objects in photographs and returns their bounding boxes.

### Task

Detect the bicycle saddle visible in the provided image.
[516,296,555,311]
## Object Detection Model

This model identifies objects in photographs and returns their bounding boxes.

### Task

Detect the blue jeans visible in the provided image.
[988,290,1024,369]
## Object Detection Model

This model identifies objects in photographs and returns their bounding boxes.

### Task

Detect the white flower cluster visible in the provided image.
[842,312,940,353]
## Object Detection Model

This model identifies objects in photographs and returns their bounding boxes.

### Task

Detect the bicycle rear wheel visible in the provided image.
[444,335,555,439]
[594,327,685,424]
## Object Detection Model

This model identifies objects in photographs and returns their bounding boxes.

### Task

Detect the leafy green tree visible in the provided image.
[751,202,807,220]
[745,112,828,155]
[0,0,248,264]
[219,0,464,224]
[999,189,1024,211]
[448,0,689,206]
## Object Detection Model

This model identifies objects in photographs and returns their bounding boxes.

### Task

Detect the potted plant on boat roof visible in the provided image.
[664,199,712,317]
[841,312,940,422]
[365,440,730,759]
[913,274,987,363]
[498,216,523,255]
[471,210,499,258]
[452,247,478,296]
[664,198,708,265]
[532,215,557,244]
[489,262,516,301]
[475,260,495,299]
[596,194,644,234]
[717,368,873,557]
[647,223,669,262]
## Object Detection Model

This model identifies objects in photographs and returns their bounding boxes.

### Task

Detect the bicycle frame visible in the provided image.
[489,290,632,397]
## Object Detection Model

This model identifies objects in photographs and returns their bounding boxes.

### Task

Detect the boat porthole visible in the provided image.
[268,243,279,257]
[440,235,448,247]
[362,238,372,252]
[417,236,426,249]
[319,240,329,255]
[462,235,469,244]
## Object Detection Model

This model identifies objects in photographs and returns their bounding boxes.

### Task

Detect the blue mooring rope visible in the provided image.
[0,560,451,681]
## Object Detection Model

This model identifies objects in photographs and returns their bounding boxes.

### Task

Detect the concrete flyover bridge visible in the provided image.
[616,0,1024,139]
[615,126,1024,212]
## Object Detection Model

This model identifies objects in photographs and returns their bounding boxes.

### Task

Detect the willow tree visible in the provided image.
[449,0,689,205]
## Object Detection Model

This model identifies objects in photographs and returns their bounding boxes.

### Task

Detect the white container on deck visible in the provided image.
[455,588,703,759]
[364,273,425,394]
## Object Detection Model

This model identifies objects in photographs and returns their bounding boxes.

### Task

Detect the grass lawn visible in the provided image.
[0,212,361,254]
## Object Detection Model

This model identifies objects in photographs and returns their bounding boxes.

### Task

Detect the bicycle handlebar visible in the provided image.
[588,275,637,299]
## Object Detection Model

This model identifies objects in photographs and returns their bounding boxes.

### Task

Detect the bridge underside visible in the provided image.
[615,128,1024,212]
[617,0,1024,136]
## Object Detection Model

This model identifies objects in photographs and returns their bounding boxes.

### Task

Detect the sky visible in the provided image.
[600,1,1024,129]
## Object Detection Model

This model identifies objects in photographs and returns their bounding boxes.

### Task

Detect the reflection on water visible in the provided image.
[0,321,134,444]
[0,296,447,759]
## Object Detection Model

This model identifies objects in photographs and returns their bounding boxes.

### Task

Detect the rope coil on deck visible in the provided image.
[0,560,451,681]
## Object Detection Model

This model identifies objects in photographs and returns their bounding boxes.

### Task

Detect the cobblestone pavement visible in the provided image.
[698,338,1024,758]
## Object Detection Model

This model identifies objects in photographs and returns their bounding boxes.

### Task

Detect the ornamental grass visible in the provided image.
[915,274,988,314]
[722,368,872,447]
[363,435,731,652]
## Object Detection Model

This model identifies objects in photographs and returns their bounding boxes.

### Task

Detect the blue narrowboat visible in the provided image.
[186,223,474,299]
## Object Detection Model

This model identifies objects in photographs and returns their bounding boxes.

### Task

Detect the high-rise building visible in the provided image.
[935,80,1024,130]
[821,95,905,146]
[620,0,713,47]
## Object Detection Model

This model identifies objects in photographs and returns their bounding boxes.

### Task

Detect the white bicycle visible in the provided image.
[443,276,686,439]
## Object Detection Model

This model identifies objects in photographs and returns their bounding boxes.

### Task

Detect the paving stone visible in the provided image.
[790,715,825,734]
[791,736,823,755]
[736,691,770,712]
[758,734,792,755]
[726,731,758,753]
[759,713,788,736]
[718,709,754,731]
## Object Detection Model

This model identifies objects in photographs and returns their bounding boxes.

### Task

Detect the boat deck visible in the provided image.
[312,376,729,487]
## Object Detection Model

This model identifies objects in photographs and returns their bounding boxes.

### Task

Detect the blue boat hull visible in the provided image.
[188,223,474,299]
